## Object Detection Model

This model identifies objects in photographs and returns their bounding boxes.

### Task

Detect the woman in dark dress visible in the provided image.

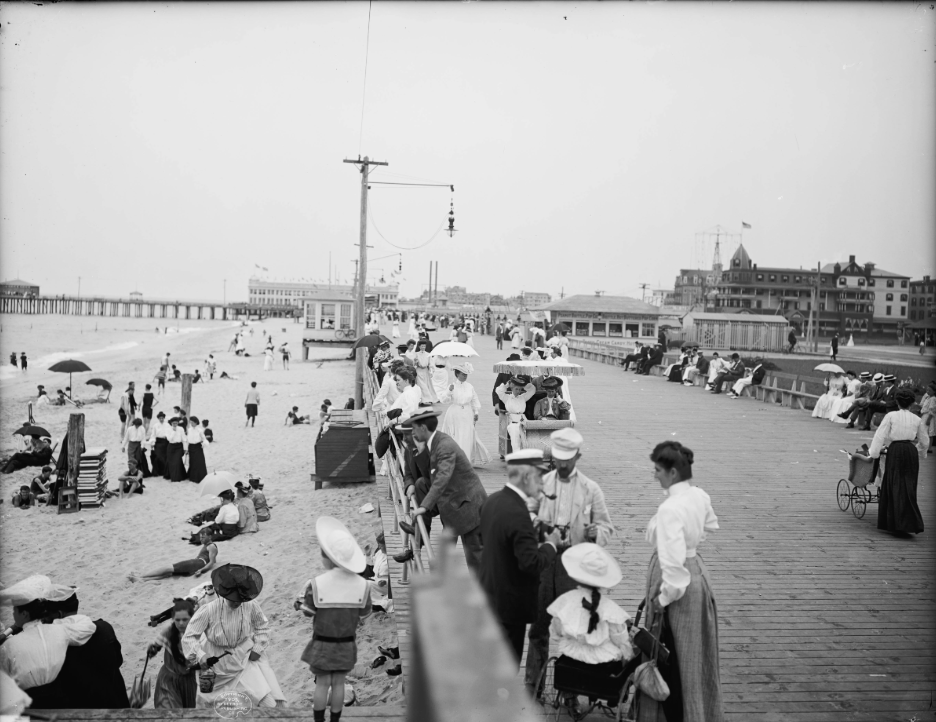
[186,416,208,483]
[147,598,198,708]
[867,387,927,535]
[166,417,188,482]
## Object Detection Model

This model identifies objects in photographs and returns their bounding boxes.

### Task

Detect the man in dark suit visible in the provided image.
[478,449,562,674]
[410,411,488,571]
[860,373,898,430]
[393,423,435,562]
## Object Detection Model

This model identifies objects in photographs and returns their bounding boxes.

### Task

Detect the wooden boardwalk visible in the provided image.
[379,329,935,721]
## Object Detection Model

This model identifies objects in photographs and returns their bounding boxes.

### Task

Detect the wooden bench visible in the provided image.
[754,372,821,410]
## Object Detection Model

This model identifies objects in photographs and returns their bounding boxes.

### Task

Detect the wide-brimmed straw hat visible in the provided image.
[211,564,264,602]
[0,575,76,607]
[451,361,474,375]
[316,516,366,573]
[561,543,622,589]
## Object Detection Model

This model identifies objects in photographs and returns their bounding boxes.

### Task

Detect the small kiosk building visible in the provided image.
[682,312,788,352]
[536,294,661,344]
[302,290,356,355]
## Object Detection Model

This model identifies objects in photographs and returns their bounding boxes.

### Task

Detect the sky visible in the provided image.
[1,2,934,303]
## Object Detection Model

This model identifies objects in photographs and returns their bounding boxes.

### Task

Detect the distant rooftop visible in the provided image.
[536,294,660,315]
[0,279,37,286]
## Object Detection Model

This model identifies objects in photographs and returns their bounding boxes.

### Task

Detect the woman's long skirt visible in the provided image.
[167,442,187,482]
[131,442,151,478]
[811,392,841,419]
[828,396,853,424]
[877,440,925,534]
[441,402,491,466]
[154,650,197,708]
[187,443,207,483]
[637,552,724,722]
[416,367,438,404]
[152,438,169,478]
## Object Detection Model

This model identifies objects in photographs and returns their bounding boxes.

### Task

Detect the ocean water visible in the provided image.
[0,314,240,381]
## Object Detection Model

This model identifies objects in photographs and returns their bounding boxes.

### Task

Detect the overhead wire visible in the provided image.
[369,204,446,251]
[357,1,373,156]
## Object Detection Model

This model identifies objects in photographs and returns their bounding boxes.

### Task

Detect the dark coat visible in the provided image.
[420,432,488,536]
[479,486,557,625]
[492,372,513,411]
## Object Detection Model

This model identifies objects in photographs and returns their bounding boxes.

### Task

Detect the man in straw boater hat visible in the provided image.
[181,563,285,708]
[297,516,371,722]
[409,410,489,571]
[0,575,96,706]
[840,371,874,427]
[524,428,615,695]
[478,449,563,672]
[853,372,888,430]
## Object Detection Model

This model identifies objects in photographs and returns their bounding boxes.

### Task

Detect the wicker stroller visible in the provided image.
[836,445,883,519]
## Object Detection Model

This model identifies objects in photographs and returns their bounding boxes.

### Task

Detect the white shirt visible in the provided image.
[186,427,206,445]
[148,420,169,442]
[387,384,422,423]
[166,426,188,446]
[646,481,719,607]
[441,380,481,412]
[0,615,96,690]
[547,589,632,664]
[215,504,240,525]
[372,373,401,413]
[124,426,147,444]
[869,409,928,458]
[495,383,536,420]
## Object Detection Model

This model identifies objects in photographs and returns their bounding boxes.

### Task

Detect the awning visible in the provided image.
[907,317,936,330]
[521,310,548,323]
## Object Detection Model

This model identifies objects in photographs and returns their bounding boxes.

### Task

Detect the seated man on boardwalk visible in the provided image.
[710,353,745,394]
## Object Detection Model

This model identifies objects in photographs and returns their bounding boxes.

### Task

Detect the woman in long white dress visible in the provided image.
[811,372,844,419]
[431,356,452,401]
[262,348,274,372]
[407,317,418,342]
[440,362,491,465]
[829,371,860,423]
[413,340,438,405]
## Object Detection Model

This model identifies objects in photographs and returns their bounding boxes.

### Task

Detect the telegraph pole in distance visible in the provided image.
[343,156,388,335]
[638,283,649,303]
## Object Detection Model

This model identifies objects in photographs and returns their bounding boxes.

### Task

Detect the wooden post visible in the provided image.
[354,348,366,410]
[58,413,84,514]
[181,374,193,416]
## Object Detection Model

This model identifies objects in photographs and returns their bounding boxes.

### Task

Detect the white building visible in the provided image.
[248,278,399,308]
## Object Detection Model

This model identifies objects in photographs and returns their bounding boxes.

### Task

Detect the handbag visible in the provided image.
[632,600,670,702]
[631,599,670,666]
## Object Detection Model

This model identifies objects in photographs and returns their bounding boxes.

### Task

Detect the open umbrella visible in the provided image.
[814,363,845,374]
[199,470,238,498]
[48,359,92,392]
[428,341,478,358]
[550,322,571,333]
[493,360,585,377]
[352,334,391,350]
[86,378,112,402]
[13,425,51,438]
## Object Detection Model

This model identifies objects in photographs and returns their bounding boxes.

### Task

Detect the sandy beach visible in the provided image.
[0,314,404,707]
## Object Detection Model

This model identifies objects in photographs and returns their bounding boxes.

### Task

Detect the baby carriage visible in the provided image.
[836,444,883,519]
[534,600,659,721]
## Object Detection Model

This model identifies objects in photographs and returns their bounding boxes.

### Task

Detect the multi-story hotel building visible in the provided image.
[909,276,935,322]
[247,278,399,308]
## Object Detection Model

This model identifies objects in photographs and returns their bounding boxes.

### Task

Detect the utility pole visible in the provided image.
[223,279,227,306]
[344,156,388,334]
[638,283,649,303]
[810,262,821,352]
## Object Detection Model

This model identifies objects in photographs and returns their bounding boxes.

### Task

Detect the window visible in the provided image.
[857,278,865,286]
[886,280,894,288]
[911,298,917,306]
[755,300,762,309]
[900,294,908,302]
[781,275,789,283]
[769,275,777,282]
[609,323,623,337]
[591,322,607,336]
[320,303,336,329]
[886,306,892,316]
[867,278,875,287]
[625,323,639,338]
[838,277,847,286]
[929,285,935,293]
[901,306,906,316]
[911,310,918,320]
[900,280,907,288]
[305,303,316,329]
[756,274,764,281]
[820,276,828,284]
[794,276,801,283]
[340,303,352,329]
[575,322,590,336]
[886,293,894,302]
[642,323,656,337]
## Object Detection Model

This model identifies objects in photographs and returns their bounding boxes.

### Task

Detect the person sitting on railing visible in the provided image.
[682,350,708,386]
[495,376,537,453]
[533,377,571,420]
[727,360,767,400]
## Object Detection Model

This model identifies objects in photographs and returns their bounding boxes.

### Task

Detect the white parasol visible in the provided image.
[492,360,585,377]
[199,470,238,498]
[428,342,478,358]
[814,363,845,374]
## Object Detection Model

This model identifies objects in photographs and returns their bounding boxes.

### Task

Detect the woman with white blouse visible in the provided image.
[384,366,422,426]
[637,441,724,722]
[495,377,536,453]
[811,372,845,419]
[440,362,491,466]
[165,417,189,483]
[413,339,439,405]
[186,416,209,483]
[866,387,926,535]
[122,417,151,476]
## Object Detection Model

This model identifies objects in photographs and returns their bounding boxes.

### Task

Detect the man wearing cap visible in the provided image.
[479,450,563,669]
[533,377,571,420]
[0,576,97,702]
[409,410,488,570]
[524,428,615,693]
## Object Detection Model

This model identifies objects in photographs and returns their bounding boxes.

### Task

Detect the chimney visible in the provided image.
[753,263,757,270]
[833,263,841,275]
[925,275,931,283]
[864,262,876,274]
[848,255,856,264]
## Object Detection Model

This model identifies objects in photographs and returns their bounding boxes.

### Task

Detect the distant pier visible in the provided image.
[1,293,242,321]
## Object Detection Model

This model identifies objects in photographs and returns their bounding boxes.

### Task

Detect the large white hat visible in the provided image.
[561,543,622,589]
[550,427,584,460]
[0,575,50,606]
[451,361,474,375]
[316,516,366,574]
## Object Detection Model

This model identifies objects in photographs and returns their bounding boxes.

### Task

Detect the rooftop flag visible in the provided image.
[742,221,752,229]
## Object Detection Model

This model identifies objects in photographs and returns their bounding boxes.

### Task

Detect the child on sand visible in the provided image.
[296,517,372,722]
[147,598,199,708]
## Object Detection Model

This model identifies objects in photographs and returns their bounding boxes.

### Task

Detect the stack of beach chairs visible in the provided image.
[75,447,108,509]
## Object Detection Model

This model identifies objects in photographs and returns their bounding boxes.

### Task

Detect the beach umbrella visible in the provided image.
[129,655,152,709]
[492,359,585,377]
[352,334,391,350]
[199,470,238,498]
[428,341,478,358]
[48,359,92,391]
[86,378,112,390]
[550,322,570,333]
[13,425,50,438]
[814,363,845,374]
